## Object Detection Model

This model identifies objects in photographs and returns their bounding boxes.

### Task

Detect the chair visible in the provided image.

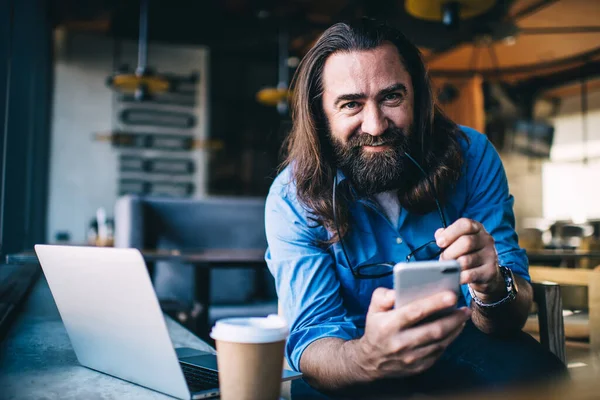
[518,227,546,252]
[531,281,566,364]
[529,266,600,357]
[114,195,278,329]
[557,224,594,250]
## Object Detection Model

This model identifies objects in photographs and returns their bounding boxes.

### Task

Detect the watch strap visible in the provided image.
[469,265,517,308]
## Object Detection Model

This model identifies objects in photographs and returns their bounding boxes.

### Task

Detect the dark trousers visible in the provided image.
[292,321,568,399]
[410,321,568,393]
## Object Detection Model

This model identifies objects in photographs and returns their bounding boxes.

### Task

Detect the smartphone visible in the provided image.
[394,260,461,322]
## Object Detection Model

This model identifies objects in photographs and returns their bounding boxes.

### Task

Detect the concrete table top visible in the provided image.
[0,276,215,400]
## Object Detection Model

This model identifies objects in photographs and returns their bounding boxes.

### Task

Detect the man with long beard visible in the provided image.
[265,19,566,395]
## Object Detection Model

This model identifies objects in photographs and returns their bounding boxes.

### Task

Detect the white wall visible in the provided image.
[542,160,600,221]
[542,87,600,221]
[549,89,600,162]
[47,31,209,243]
[501,84,600,228]
[501,153,544,229]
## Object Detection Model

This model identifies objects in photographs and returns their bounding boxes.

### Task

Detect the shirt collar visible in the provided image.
[334,169,383,210]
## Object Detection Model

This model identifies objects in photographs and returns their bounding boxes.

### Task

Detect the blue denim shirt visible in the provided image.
[264,126,529,372]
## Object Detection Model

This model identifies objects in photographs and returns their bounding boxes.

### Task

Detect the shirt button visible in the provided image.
[396,237,403,244]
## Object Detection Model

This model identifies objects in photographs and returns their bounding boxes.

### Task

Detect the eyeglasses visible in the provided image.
[333,152,448,279]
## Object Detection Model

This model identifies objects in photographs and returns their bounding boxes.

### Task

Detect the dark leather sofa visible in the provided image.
[114,195,277,327]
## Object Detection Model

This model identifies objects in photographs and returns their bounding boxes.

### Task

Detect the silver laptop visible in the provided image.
[34,245,301,399]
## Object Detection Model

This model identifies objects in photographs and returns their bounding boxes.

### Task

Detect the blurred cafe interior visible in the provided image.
[1,0,600,399]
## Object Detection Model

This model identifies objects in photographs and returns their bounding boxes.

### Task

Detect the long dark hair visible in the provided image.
[282,19,466,242]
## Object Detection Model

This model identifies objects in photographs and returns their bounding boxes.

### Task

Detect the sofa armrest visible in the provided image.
[531,281,566,364]
[114,195,145,249]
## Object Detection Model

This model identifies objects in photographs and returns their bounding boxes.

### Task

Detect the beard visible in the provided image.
[329,125,417,196]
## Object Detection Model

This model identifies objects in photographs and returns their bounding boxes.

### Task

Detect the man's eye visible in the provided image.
[343,101,359,110]
[384,93,401,101]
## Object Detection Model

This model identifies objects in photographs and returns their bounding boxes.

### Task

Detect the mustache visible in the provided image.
[347,127,406,148]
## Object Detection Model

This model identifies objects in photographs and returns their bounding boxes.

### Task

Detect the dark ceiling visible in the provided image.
[50,0,600,83]
[51,0,515,55]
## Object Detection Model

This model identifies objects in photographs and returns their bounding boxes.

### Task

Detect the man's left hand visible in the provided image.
[435,218,505,303]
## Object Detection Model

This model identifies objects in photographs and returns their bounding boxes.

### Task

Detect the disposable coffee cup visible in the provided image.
[210,315,288,400]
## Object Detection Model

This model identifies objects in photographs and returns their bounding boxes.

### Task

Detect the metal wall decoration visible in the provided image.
[109,69,201,198]
[120,155,195,175]
[103,2,209,198]
[119,179,195,197]
[98,131,196,151]
[119,93,196,107]
[118,108,197,129]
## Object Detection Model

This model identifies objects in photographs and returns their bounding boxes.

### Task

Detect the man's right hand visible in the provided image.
[356,288,471,380]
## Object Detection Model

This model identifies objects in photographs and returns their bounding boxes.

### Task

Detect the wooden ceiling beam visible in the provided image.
[516,60,600,94]
[511,0,560,21]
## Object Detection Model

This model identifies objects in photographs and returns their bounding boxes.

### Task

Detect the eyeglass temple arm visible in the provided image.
[332,152,447,269]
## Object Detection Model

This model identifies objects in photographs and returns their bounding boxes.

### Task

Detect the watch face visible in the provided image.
[502,266,518,294]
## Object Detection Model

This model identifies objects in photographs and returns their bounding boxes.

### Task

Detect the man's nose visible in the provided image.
[361,103,389,137]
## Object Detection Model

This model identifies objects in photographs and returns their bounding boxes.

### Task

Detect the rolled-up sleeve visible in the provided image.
[462,131,530,293]
[265,183,361,372]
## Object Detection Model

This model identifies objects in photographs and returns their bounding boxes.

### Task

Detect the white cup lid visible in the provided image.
[210,314,289,344]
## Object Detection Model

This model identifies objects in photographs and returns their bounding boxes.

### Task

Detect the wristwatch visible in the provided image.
[469,265,518,308]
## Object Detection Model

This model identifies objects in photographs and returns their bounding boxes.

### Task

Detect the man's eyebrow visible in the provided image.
[333,92,366,108]
[378,83,407,97]
[333,83,408,108]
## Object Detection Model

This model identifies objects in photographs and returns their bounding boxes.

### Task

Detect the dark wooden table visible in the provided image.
[526,250,600,268]
[6,248,267,265]
[6,248,268,341]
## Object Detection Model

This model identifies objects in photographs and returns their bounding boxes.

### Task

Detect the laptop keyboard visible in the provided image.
[180,362,219,393]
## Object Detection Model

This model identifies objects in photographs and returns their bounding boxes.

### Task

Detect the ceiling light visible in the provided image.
[503,35,516,46]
